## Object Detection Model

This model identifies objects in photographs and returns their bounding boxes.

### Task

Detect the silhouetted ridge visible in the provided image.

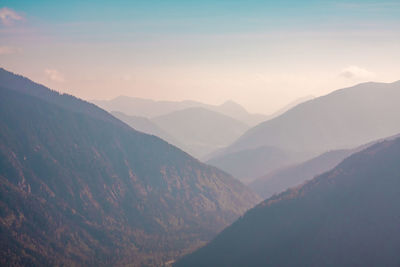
[250,149,353,198]
[0,68,118,125]
[0,69,260,266]
[176,136,400,267]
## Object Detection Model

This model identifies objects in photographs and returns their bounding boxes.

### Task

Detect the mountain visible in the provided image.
[207,146,296,184]
[208,81,400,181]
[250,133,400,199]
[93,96,200,118]
[208,100,267,126]
[0,68,260,266]
[175,136,400,267]
[93,96,267,126]
[206,146,312,183]
[227,81,400,153]
[266,95,314,120]
[249,149,353,198]
[110,111,182,148]
[152,107,249,159]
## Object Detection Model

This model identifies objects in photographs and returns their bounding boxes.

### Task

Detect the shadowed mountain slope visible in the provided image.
[250,149,354,198]
[250,133,400,199]
[176,136,400,267]
[0,68,260,266]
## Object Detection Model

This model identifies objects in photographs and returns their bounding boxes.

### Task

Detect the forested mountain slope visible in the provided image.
[0,68,259,266]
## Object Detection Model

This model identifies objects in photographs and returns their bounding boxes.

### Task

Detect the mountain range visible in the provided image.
[94,93,314,160]
[176,135,400,266]
[0,68,260,266]
[152,107,249,158]
[3,66,400,267]
[111,107,250,159]
[208,80,400,182]
[93,96,269,159]
[207,146,296,184]
[250,133,400,199]
[249,149,354,198]
[93,96,267,126]
[110,111,182,148]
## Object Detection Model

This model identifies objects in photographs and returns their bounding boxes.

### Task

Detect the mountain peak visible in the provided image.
[219,100,247,111]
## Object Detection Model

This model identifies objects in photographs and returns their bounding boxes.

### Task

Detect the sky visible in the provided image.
[1,0,399,114]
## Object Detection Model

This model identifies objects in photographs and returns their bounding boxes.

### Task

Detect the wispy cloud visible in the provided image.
[0,7,23,26]
[0,46,19,55]
[339,66,375,80]
[45,69,65,83]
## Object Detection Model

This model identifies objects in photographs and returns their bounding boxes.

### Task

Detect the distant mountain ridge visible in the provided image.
[207,146,296,184]
[93,96,267,126]
[110,111,183,148]
[176,135,400,267]
[230,81,400,153]
[250,149,354,198]
[250,133,400,199]
[208,80,400,182]
[93,94,312,161]
[0,68,260,266]
[152,107,249,158]
[265,95,315,120]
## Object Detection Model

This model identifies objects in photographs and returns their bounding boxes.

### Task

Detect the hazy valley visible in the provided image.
[3,67,400,266]
[1,1,400,266]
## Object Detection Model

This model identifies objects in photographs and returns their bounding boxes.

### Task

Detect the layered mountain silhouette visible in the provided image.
[152,107,249,158]
[95,96,313,160]
[175,136,400,267]
[110,111,182,148]
[95,97,261,158]
[209,100,267,126]
[0,68,260,266]
[249,149,354,198]
[207,146,296,184]
[208,81,400,182]
[93,96,267,126]
[250,133,400,199]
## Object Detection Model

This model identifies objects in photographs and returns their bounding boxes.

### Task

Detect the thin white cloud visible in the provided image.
[0,46,19,55]
[0,7,23,26]
[45,69,65,83]
[339,66,375,80]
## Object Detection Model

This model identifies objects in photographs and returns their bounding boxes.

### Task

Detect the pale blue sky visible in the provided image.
[1,1,399,113]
